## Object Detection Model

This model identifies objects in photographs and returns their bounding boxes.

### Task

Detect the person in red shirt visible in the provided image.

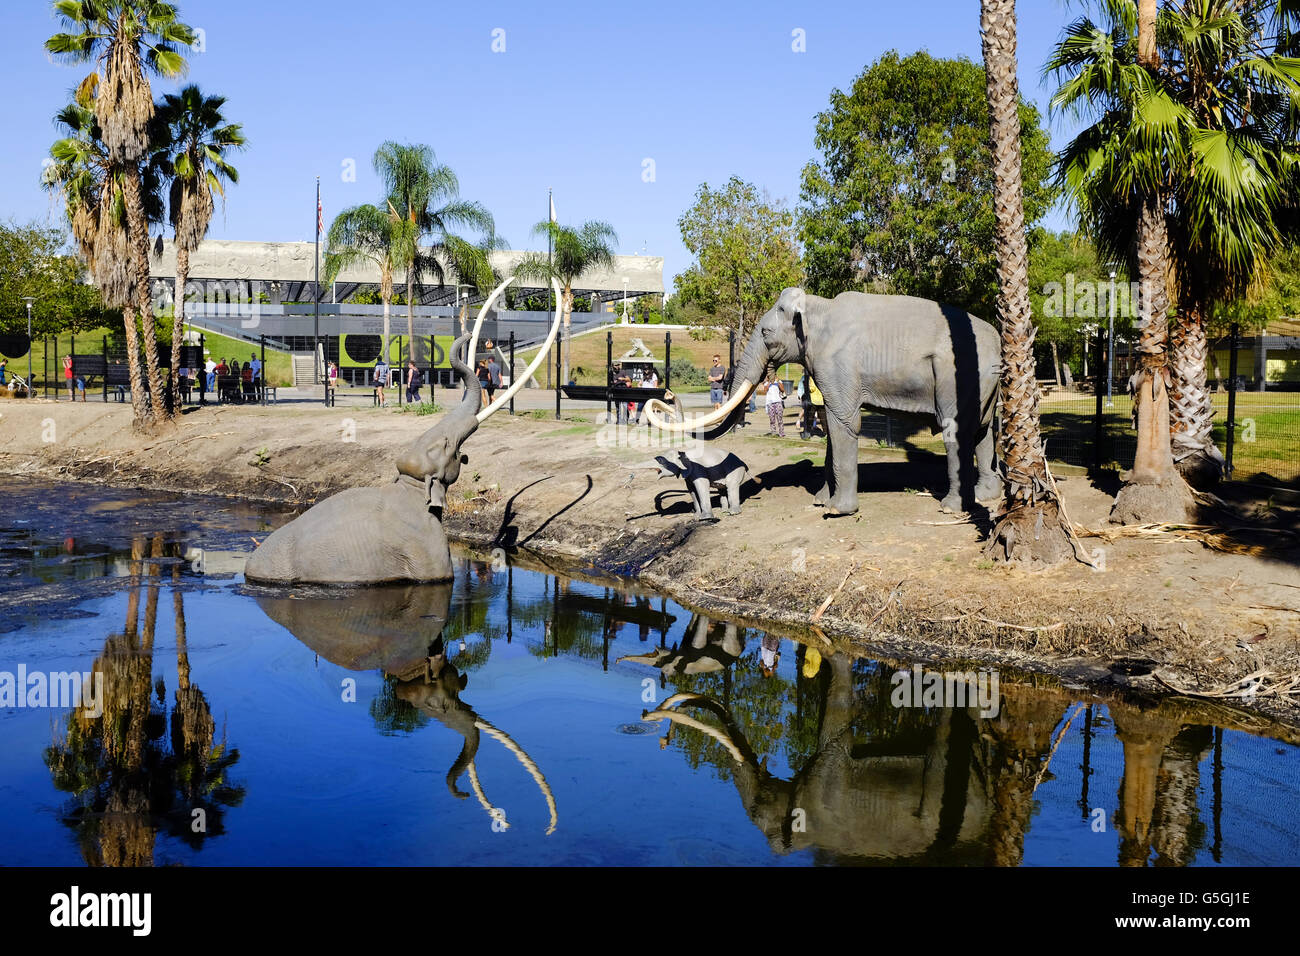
[63,354,74,401]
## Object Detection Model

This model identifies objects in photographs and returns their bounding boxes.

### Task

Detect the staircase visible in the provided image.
[291,353,318,386]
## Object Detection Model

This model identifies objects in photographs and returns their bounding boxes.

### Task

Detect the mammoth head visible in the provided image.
[755,287,808,363]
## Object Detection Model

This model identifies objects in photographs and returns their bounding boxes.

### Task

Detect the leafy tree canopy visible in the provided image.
[798,50,1057,321]
[0,219,115,335]
[674,176,803,339]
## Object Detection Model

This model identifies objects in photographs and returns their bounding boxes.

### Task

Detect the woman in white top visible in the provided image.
[764,376,786,437]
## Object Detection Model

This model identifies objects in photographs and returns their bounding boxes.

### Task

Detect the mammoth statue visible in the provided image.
[653,448,748,520]
[245,278,562,585]
[646,288,1003,515]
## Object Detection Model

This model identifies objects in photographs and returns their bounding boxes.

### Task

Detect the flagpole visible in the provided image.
[314,176,321,385]
[546,187,553,389]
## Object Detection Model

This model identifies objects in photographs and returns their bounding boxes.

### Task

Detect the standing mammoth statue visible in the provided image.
[646,288,1003,515]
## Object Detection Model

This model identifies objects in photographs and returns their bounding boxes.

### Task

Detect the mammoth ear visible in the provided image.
[789,288,807,344]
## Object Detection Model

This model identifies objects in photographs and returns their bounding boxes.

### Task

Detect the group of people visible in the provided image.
[708,352,827,439]
[370,357,434,407]
[203,354,263,403]
[611,362,659,425]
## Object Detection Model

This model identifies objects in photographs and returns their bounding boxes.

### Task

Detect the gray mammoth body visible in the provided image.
[245,334,483,586]
[655,448,748,519]
[650,288,1002,515]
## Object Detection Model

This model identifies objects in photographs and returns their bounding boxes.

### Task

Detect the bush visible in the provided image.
[668,357,709,387]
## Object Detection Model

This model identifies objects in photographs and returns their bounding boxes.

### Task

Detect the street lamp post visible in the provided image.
[621,278,629,324]
[1107,270,1116,408]
[22,297,35,397]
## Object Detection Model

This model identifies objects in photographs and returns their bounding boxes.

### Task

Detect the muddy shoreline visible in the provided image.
[2,399,1298,731]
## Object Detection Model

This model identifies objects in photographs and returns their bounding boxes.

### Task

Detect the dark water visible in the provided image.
[1,478,1297,867]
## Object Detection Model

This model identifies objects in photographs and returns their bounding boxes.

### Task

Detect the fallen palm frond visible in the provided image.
[864,579,906,628]
[1072,521,1296,556]
[1043,464,1104,570]
[926,611,1063,632]
[1154,668,1300,702]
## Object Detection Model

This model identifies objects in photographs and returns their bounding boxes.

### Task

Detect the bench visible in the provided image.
[562,384,668,403]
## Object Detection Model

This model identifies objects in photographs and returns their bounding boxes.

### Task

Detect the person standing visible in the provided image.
[764,375,786,437]
[708,354,726,411]
[809,376,828,439]
[405,360,422,404]
[63,354,74,401]
[205,357,217,393]
[486,354,501,405]
[374,355,390,407]
[328,361,339,389]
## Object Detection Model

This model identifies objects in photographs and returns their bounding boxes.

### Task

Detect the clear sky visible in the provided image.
[0,0,1084,288]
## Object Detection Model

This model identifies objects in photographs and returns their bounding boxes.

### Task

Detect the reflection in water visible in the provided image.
[7,469,1286,866]
[623,608,1240,867]
[255,581,557,835]
[43,536,244,866]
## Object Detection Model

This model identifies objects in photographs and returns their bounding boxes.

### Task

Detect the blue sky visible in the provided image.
[0,0,1084,287]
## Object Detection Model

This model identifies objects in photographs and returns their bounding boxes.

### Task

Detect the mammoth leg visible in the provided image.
[725,476,742,515]
[974,421,1001,502]
[825,413,860,516]
[693,477,714,520]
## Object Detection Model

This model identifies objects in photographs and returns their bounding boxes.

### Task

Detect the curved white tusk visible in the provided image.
[466,275,514,369]
[474,716,559,835]
[643,378,757,433]
[476,277,562,423]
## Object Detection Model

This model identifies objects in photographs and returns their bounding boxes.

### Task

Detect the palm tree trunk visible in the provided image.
[1169,302,1224,485]
[119,303,150,425]
[122,167,170,423]
[561,283,574,386]
[170,245,189,413]
[981,0,1072,565]
[382,294,391,361]
[406,263,416,354]
[1110,197,1195,522]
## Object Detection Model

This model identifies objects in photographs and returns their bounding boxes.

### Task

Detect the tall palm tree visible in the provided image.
[1160,1,1300,483]
[324,204,401,356]
[373,142,496,355]
[155,84,245,408]
[979,0,1074,565]
[515,220,619,386]
[42,99,166,424]
[1051,0,1197,522]
[47,0,196,427]
[1052,1,1300,488]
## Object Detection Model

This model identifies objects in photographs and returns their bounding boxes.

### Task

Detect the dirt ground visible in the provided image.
[2,394,1299,726]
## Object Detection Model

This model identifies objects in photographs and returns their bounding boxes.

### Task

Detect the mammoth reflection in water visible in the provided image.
[253,582,557,834]
[629,623,1225,866]
[617,612,744,678]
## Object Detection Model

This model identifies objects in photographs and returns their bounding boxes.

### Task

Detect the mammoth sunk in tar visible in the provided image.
[244,278,560,586]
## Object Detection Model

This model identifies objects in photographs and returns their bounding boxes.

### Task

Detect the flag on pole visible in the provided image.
[317,195,324,237]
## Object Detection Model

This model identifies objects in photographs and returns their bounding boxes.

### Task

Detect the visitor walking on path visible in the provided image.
[486,355,501,404]
[764,375,786,437]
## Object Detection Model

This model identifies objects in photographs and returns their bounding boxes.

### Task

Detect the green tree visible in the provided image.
[324,204,400,355]
[0,220,114,337]
[373,142,497,349]
[155,84,245,408]
[674,177,803,340]
[798,50,1056,321]
[514,220,619,384]
[46,0,196,428]
[980,0,1075,566]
